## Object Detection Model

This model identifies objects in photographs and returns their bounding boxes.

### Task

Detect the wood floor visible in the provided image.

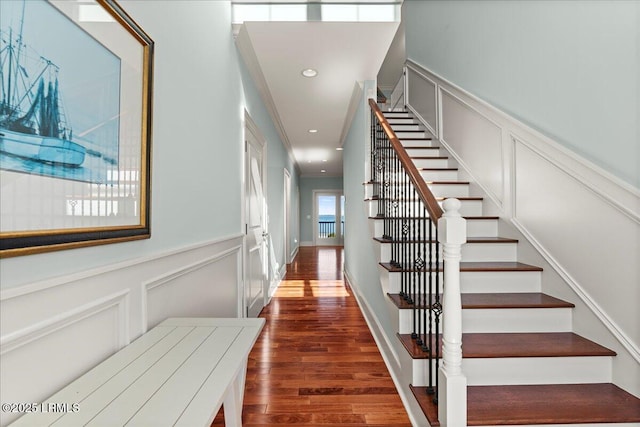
[212,246,411,426]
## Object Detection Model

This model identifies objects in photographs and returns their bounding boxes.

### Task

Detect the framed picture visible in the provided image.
[0,0,153,257]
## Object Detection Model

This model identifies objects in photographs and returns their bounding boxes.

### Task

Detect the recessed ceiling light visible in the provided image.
[321,170,326,173]
[336,147,344,151]
[308,129,318,133]
[301,68,318,78]
[322,159,327,162]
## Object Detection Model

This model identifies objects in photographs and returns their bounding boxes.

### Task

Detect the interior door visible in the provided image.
[314,191,344,246]
[245,129,267,318]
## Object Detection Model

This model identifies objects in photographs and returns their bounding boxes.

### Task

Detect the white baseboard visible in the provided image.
[344,269,422,427]
[300,241,314,247]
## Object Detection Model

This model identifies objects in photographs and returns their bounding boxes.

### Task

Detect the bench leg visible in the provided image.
[223,356,248,427]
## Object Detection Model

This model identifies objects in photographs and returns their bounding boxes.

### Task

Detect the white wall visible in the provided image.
[404,0,639,189]
[0,2,299,424]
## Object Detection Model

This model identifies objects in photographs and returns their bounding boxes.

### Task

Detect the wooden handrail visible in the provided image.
[368,98,444,223]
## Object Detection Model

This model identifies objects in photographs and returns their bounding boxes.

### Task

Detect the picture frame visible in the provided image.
[0,0,153,258]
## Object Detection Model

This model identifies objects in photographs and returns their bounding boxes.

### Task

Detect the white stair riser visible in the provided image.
[466,219,498,237]
[428,183,469,198]
[369,219,498,242]
[380,269,542,295]
[390,124,422,131]
[398,308,571,335]
[411,158,449,169]
[463,356,613,385]
[383,113,411,119]
[411,356,612,387]
[386,118,417,125]
[405,147,438,156]
[461,308,572,333]
[366,197,486,217]
[420,169,459,182]
[463,242,517,262]
[376,241,517,263]
[402,141,439,150]
[395,131,428,139]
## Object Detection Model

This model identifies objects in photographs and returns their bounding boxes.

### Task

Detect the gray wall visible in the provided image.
[404,0,639,188]
[299,176,344,244]
[343,80,394,341]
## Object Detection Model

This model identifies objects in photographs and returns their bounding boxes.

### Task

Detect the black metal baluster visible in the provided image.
[432,225,441,404]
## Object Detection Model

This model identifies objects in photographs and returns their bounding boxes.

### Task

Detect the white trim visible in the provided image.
[405,66,438,137]
[0,290,130,355]
[312,189,344,246]
[406,59,639,211]
[300,241,314,247]
[284,168,292,264]
[289,245,299,263]
[512,216,640,365]
[141,245,243,332]
[0,234,244,301]
[344,269,421,427]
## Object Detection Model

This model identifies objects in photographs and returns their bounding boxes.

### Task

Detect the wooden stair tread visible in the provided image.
[412,384,640,425]
[388,292,574,310]
[467,383,640,424]
[397,332,616,359]
[380,261,543,273]
[420,168,458,171]
[410,385,439,426]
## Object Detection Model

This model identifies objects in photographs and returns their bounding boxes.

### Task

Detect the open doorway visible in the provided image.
[313,190,344,246]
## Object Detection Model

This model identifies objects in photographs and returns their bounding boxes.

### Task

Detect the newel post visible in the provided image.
[437,198,467,427]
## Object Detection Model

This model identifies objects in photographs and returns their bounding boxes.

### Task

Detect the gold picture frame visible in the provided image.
[0,0,154,257]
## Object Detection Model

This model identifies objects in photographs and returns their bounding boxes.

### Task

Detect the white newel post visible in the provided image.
[437,198,467,427]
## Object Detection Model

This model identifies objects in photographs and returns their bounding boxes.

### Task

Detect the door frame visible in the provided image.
[284,168,292,264]
[312,189,344,246]
[243,111,268,318]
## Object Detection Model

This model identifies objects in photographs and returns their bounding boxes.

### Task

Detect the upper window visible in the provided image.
[321,4,396,22]
[233,4,307,24]
[232,2,398,24]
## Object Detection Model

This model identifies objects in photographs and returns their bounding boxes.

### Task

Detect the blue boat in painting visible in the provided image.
[0,10,86,167]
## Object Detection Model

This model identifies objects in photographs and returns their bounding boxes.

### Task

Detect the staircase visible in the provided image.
[365,108,640,426]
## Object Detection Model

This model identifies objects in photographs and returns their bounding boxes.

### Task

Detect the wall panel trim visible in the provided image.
[1,234,244,301]
[0,290,130,355]
[140,244,242,331]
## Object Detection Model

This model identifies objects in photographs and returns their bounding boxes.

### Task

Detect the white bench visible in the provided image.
[11,317,265,427]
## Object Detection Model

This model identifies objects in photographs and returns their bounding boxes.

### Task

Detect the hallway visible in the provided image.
[214,246,411,426]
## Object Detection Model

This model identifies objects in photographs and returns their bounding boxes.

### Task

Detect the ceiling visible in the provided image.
[236,20,400,177]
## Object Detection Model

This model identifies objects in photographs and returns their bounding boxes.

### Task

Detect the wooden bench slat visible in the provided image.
[174,326,263,426]
[125,326,243,426]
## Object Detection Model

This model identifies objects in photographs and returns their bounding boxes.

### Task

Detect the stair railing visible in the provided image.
[369,98,467,426]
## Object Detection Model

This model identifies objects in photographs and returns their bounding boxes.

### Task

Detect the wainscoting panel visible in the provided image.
[0,235,244,426]
[514,140,640,350]
[406,67,438,136]
[143,245,241,330]
[440,88,504,205]
[0,292,127,426]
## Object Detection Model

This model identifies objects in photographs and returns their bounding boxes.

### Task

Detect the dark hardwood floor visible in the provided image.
[212,246,411,426]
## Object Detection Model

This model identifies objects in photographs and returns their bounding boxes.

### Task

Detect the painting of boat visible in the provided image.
[0,22,86,167]
[0,0,121,183]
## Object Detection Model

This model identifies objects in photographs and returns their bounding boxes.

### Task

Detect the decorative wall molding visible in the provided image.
[1,290,130,356]
[405,58,640,371]
[141,244,243,331]
[0,234,244,301]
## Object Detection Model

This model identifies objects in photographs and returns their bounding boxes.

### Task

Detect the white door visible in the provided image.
[245,128,267,318]
[313,191,344,246]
